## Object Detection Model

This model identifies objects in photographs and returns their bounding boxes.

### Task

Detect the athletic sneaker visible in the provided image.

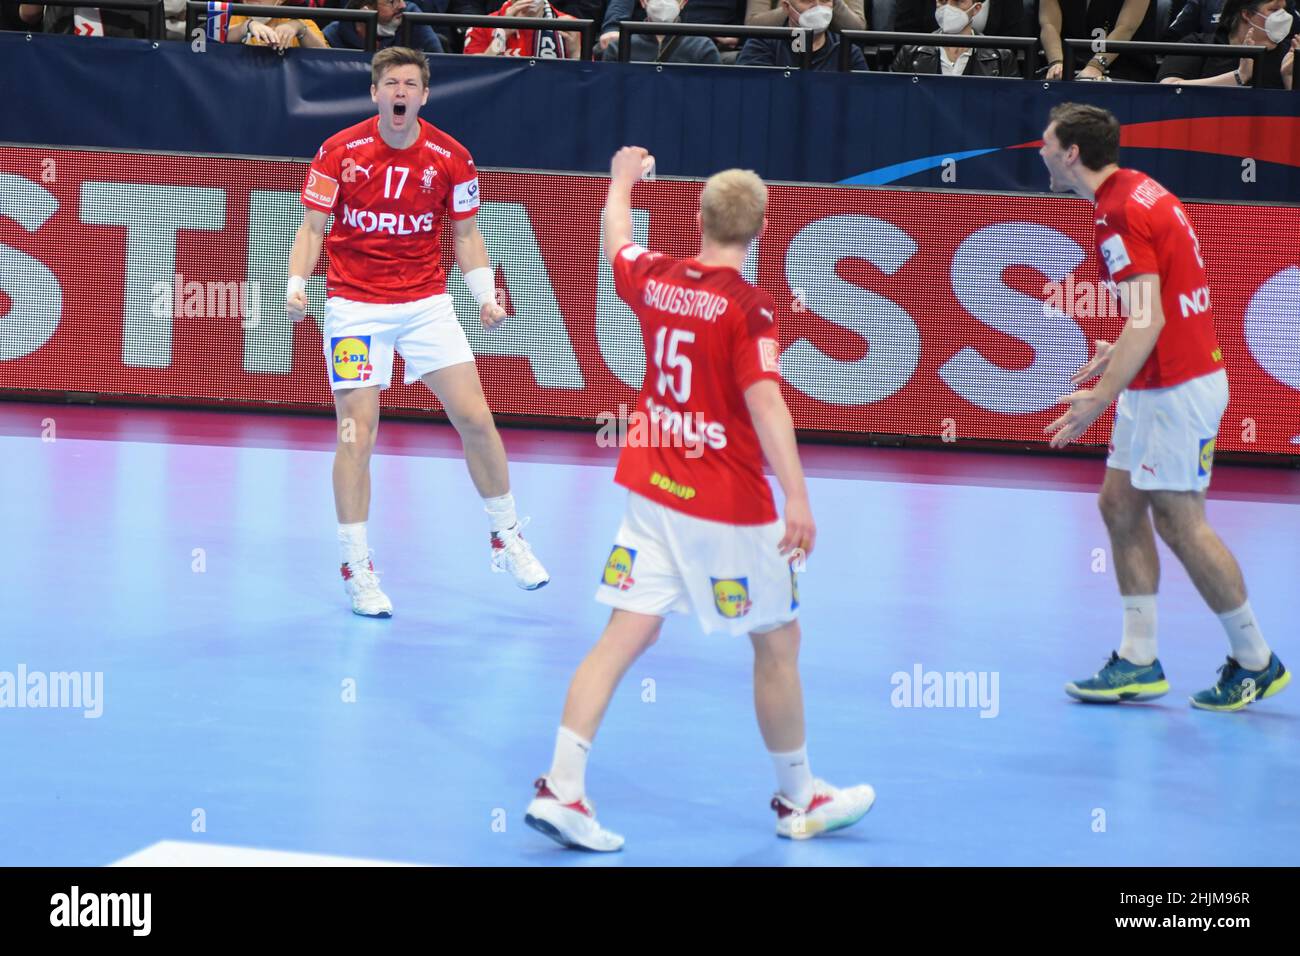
[340,553,393,618]
[490,517,549,590]
[524,777,624,852]
[1065,651,1169,703]
[1190,653,1290,712]
[772,779,876,840]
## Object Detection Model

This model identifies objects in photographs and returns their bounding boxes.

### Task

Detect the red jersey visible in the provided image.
[301,116,479,304]
[611,242,783,525]
[463,2,578,57]
[1093,168,1224,390]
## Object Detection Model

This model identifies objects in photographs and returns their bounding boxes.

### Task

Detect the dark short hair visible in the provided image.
[1216,0,1278,41]
[1048,102,1120,171]
[371,47,430,90]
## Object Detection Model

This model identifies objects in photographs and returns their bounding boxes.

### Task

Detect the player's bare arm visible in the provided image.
[453,214,507,331]
[602,146,654,263]
[1048,273,1165,448]
[286,208,328,321]
[744,378,816,560]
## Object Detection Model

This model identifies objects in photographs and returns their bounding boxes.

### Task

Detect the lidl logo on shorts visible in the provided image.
[601,545,636,591]
[331,335,373,383]
[711,577,752,619]
[1198,437,1216,478]
[790,565,799,612]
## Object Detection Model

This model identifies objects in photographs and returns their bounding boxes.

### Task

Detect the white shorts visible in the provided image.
[323,293,475,391]
[594,492,799,637]
[1107,369,1229,492]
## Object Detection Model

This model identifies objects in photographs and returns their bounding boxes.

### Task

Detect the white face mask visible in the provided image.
[970,2,987,32]
[1254,8,1295,44]
[934,3,972,34]
[794,4,833,32]
[377,19,399,36]
[644,0,680,22]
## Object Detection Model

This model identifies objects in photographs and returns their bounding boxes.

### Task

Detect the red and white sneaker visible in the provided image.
[524,777,624,852]
[340,553,393,618]
[490,518,549,590]
[771,778,875,840]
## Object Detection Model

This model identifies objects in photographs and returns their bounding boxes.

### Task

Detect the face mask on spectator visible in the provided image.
[377,19,399,35]
[935,2,974,34]
[1251,8,1294,43]
[645,0,680,22]
[970,1,987,32]
[791,2,832,32]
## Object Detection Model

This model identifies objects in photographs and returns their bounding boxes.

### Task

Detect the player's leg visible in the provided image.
[399,294,548,589]
[325,304,396,617]
[1149,489,1288,710]
[421,360,548,589]
[525,610,662,853]
[526,495,679,851]
[750,619,874,840]
[1066,388,1169,702]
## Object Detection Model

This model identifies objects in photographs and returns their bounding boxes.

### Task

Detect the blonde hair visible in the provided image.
[699,169,767,247]
[371,47,430,89]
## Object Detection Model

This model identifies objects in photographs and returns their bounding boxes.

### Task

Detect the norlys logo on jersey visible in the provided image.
[346,136,374,150]
[1179,286,1212,318]
[338,203,437,236]
[425,141,452,158]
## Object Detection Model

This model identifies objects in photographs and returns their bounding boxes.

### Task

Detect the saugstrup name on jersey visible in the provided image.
[645,396,727,451]
[642,279,730,322]
[338,203,438,236]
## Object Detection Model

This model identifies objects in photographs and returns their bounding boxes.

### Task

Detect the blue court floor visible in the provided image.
[1,403,1297,866]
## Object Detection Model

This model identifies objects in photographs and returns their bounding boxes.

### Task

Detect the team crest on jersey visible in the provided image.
[712,578,752,619]
[421,166,437,190]
[759,337,781,374]
[601,546,636,591]
[1198,437,1216,478]
[330,335,373,383]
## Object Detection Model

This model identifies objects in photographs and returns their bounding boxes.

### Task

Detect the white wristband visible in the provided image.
[464,267,496,307]
[286,275,306,298]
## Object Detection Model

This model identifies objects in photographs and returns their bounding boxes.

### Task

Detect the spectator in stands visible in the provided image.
[22,3,149,36]
[603,0,723,60]
[1159,0,1297,87]
[600,0,744,56]
[737,0,868,68]
[9,4,44,31]
[1040,0,1159,82]
[895,0,1023,35]
[891,0,1017,74]
[228,0,331,46]
[1160,0,1296,39]
[745,0,863,31]
[438,1,489,53]
[464,0,583,55]
[325,0,445,51]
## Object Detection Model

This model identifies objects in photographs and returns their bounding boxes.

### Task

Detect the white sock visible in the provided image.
[547,726,590,803]
[337,522,368,566]
[1219,600,1271,671]
[484,493,517,534]
[770,744,814,809]
[1119,594,1158,665]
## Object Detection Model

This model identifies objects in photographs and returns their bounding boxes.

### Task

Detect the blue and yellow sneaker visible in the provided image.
[1066,651,1170,703]
[1190,654,1290,712]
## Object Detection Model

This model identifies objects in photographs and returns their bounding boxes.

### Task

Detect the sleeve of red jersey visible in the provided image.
[611,242,660,308]
[732,289,783,391]
[1100,199,1160,283]
[301,143,342,214]
[448,149,481,221]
